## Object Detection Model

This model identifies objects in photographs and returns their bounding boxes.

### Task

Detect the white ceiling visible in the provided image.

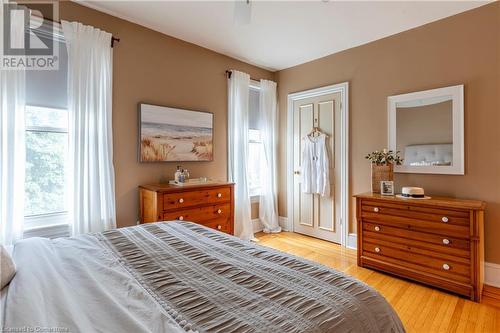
[80,1,489,71]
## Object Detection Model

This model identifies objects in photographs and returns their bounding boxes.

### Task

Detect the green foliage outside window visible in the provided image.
[25,131,67,216]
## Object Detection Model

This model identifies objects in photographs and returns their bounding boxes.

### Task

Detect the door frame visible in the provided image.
[287,82,349,247]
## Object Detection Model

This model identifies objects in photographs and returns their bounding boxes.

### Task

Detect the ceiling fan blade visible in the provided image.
[234,0,252,25]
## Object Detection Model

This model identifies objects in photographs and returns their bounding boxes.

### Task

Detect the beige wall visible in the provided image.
[56,2,500,263]
[276,2,500,263]
[59,2,273,227]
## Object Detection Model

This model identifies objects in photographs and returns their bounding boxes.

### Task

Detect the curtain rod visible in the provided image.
[225,70,260,82]
[34,16,120,48]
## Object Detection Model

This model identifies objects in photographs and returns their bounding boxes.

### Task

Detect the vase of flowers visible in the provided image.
[365,149,403,193]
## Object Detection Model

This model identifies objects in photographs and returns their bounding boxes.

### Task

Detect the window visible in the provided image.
[247,83,263,199]
[24,27,69,230]
[248,128,263,198]
[24,106,69,228]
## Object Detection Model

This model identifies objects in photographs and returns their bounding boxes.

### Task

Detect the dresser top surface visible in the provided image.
[140,182,234,193]
[354,192,486,210]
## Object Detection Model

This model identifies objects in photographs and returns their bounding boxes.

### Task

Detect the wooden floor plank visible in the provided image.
[256,232,500,333]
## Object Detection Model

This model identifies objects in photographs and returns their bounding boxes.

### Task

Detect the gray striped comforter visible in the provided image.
[95,222,405,333]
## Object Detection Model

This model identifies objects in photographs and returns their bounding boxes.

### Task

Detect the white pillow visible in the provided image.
[1,245,16,289]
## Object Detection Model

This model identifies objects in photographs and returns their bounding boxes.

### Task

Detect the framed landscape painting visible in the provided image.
[139,103,213,162]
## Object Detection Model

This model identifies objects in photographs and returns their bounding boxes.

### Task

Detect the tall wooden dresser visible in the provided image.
[139,182,234,235]
[355,193,485,301]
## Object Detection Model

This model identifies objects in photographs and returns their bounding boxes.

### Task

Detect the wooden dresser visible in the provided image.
[355,193,485,301]
[139,182,234,235]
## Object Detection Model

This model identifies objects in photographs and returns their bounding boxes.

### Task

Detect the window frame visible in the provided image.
[22,20,70,234]
[248,80,262,202]
[24,211,69,231]
[24,104,70,230]
[248,128,263,201]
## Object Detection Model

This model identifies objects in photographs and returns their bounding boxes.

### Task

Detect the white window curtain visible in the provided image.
[258,80,281,233]
[228,70,254,241]
[62,21,116,235]
[0,2,25,245]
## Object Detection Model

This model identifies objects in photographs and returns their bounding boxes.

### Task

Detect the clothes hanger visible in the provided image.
[307,127,329,138]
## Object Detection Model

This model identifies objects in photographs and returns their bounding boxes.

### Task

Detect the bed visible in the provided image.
[1,221,405,333]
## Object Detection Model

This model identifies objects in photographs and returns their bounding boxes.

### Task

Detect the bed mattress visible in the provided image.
[1,222,404,333]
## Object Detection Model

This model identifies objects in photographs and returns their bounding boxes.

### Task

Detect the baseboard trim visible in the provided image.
[254,217,292,233]
[279,216,292,231]
[482,284,500,308]
[252,218,264,233]
[485,262,500,288]
[347,233,357,249]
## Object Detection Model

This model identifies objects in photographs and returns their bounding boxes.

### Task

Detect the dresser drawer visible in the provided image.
[363,228,470,258]
[362,201,470,226]
[362,243,470,283]
[163,187,231,210]
[163,203,231,222]
[361,211,470,238]
[363,234,471,263]
[363,222,470,251]
[199,218,232,234]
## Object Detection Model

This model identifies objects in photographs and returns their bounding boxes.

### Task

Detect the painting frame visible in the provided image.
[138,102,214,162]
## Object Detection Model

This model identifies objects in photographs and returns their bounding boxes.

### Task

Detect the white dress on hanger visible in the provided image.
[301,133,330,197]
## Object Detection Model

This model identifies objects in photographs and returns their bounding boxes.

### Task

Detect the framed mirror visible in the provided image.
[388,85,464,175]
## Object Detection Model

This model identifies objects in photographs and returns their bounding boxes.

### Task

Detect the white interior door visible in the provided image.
[292,92,342,243]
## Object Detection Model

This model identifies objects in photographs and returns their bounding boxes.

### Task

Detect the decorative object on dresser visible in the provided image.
[139,182,234,235]
[355,193,485,301]
[396,186,430,200]
[380,181,394,196]
[365,149,403,193]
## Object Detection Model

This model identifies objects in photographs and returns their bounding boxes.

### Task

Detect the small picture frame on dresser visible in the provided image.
[380,181,394,196]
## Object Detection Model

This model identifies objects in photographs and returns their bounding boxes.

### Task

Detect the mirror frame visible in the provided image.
[388,84,464,175]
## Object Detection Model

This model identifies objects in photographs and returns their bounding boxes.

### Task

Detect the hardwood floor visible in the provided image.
[256,231,500,333]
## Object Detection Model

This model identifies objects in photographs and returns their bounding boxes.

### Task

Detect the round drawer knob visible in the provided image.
[442,263,450,270]
[217,209,222,214]
[178,216,184,221]
[442,238,450,245]
[441,216,449,223]
[374,226,380,232]
[217,225,222,230]
[373,207,379,213]
[217,193,222,198]
[179,198,184,203]
[374,247,381,253]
